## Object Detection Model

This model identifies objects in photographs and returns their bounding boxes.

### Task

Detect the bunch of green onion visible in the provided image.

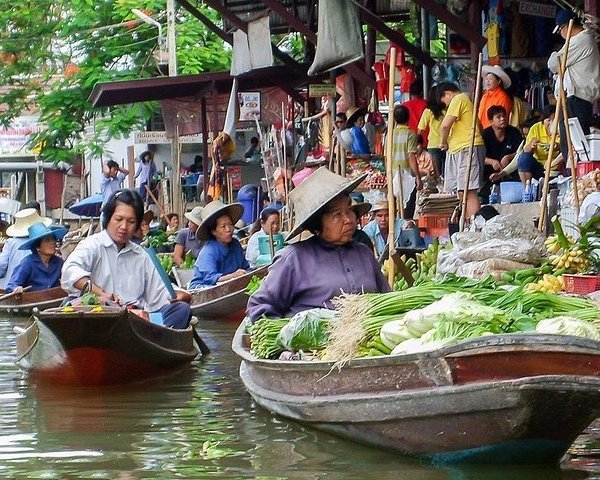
[248,318,289,359]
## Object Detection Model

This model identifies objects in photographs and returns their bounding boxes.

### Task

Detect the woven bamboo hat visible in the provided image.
[286,167,367,241]
[195,200,244,240]
[6,208,52,238]
[184,206,203,226]
[345,106,367,128]
[371,200,390,213]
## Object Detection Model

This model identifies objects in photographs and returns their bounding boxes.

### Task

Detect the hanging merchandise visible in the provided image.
[308,0,363,75]
[230,15,273,76]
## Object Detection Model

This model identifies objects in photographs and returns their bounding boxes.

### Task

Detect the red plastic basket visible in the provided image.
[563,274,600,294]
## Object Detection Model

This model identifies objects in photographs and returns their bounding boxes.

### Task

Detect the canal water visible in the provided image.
[2,316,600,479]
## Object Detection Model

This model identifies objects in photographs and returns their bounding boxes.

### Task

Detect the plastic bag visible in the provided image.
[276,308,338,352]
[482,214,545,254]
[457,238,542,264]
[456,259,534,280]
[436,247,465,275]
[450,231,484,249]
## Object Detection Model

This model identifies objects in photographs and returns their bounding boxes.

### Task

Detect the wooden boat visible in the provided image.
[15,306,199,386]
[188,266,267,321]
[0,287,68,314]
[233,326,600,464]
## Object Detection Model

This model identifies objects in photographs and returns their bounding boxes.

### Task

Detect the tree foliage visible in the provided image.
[0,0,230,163]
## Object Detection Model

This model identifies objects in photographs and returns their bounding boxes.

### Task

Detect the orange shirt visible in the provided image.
[477,87,512,129]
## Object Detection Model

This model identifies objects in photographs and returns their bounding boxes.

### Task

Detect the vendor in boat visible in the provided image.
[0,207,53,290]
[173,206,204,267]
[246,167,390,322]
[6,222,68,294]
[188,200,249,288]
[61,189,192,329]
[245,207,282,268]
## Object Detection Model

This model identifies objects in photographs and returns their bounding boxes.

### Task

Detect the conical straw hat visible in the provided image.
[286,167,367,241]
[195,200,244,241]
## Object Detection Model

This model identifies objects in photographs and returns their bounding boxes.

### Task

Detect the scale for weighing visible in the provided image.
[256,234,285,266]
[568,117,600,162]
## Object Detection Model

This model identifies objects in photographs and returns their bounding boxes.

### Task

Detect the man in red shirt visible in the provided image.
[402,81,427,134]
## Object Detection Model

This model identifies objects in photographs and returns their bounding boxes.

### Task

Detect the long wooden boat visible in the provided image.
[0,287,68,314]
[233,326,600,464]
[188,266,267,321]
[15,307,199,386]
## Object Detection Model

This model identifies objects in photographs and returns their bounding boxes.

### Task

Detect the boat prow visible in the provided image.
[233,325,600,464]
[16,307,200,386]
[189,266,267,321]
[0,287,68,315]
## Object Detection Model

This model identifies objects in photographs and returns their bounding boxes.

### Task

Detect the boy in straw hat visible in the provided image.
[173,206,204,267]
[0,208,52,289]
[247,167,390,322]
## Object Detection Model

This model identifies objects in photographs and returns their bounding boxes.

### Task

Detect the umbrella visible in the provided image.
[68,193,103,218]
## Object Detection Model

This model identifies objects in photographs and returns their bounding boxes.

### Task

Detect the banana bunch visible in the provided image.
[413,239,440,285]
[525,274,565,293]
[392,255,416,291]
[548,245,589,273]
[544,235,567,254]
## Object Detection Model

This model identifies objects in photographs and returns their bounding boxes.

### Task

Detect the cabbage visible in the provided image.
[380,319,413,350]
[391,338,448,355]
[535,317,600,340]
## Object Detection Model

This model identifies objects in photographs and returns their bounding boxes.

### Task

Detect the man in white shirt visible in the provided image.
[548,10,600,159]
[62,189,191,329]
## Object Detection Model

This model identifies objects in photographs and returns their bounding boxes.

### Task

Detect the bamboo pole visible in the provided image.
[539,20,574,231]
[459,52,484,232]
[385,47,398,287]
[557,21,579,217]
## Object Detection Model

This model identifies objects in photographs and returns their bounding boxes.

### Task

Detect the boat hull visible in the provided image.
[189,266,267,320]
[234,327,600,464]
[16,308,198,385]
[0,287,67,314]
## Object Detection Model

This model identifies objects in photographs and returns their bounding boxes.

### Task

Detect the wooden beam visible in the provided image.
[358,8,435,67]
[177,0,232,44]
[261,0,375,88]
[410,0,487,49]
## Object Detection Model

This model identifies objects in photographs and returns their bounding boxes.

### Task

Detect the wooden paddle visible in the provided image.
[0,285,32,302]
[146,247,210,355]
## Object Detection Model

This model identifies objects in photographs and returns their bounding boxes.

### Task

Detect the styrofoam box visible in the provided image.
[587,134,600,161]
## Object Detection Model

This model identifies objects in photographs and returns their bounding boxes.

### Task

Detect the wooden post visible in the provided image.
[459,52,483,232]
[539,20,574,232]
[385,47,397,288]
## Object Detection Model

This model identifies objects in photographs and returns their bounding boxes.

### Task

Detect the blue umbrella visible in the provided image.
[68,193,103,218]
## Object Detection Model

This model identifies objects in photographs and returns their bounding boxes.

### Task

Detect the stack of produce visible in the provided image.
[157,253,174,274]
[563,169,600,207]
[416,193,459,216]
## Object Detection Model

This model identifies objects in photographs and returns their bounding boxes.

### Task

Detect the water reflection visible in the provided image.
[0,317,598,479]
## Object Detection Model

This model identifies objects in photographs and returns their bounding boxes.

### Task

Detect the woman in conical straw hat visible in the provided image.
[247,167,390,322]
[478,64,513,129]
[0,207,52,290]
[188,200,250,288]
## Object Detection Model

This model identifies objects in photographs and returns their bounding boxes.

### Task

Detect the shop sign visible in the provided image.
[519,1,556,18]
[238,92,261,121]
[309,84,337,98]
[0,115,40,154]
[134,131,203,144]
[228,166,242,190]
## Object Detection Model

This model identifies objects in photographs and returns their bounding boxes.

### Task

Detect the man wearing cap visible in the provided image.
[0,208,53,289]
[247,167,390,322]
[548,9,600,159]
[362,201,408,257]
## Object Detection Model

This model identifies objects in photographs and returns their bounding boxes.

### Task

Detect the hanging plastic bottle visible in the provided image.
[522,180,534,203]
[489,184,500,204]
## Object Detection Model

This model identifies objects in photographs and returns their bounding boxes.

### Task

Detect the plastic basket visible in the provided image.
[563,274,600,294]
[417,214,450,230]
[576,161,600,177]
[499,182,525,203]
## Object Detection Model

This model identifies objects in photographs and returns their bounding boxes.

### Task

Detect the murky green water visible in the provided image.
[1,316,599,479]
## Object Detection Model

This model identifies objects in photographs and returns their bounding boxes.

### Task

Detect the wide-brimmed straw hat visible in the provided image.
[195,200,244,241]
[481,65,511,89]
[371,200,391,213]
[345,106,367,128]
[286,167,367,241]
[19,222,68,251]
[184,206,203,226]
[6,208,52,238]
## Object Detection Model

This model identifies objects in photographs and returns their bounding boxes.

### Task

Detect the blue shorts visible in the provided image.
[517,152,545,179]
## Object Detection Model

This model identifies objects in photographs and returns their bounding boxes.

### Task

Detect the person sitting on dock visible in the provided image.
[362,201,409,258]
[0,208,53,290]
[188,200,250,288]
[246,167,390,322]
[6,222,68,294]
[173,206,204,267]
[61,189,192,329]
